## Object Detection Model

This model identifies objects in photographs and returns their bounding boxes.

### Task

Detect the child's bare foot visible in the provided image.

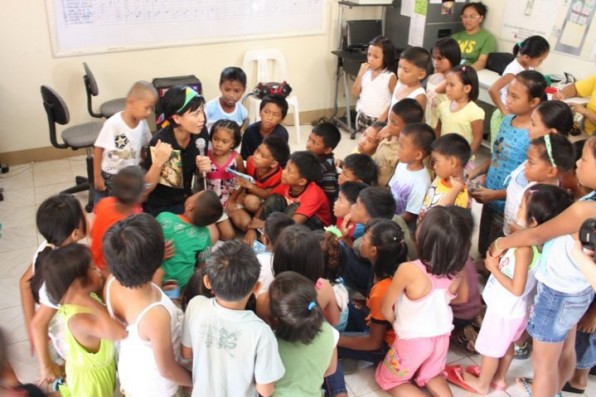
[462,372,490,395]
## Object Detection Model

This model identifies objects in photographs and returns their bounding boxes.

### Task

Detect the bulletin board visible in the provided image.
[46,0,326,57]
[500,0,596,60]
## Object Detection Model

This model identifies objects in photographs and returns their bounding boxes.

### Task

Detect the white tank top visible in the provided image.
[394,260,455,339]
[106,277,183,397]
[356,69,395,118]
[390,81,426,113]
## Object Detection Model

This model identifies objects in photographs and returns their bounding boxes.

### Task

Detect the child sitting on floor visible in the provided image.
[243,151,332,245]
[307,121,342,209]
[227,135,290,231]
[338,153,378,186]
[154,190,223,295]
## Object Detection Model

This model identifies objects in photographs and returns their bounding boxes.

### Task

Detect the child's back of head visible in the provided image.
[104,213,164,288]
[127,80,158,102]
[205,240,260,302]
[264,212,295,247]
[416,206,473,277]
[340,181,369,204]
[432,134,472,167]
[365,218,408,279]
[533,100,573,137]
[288,151,323,184]
[400,122,436,161]
[262,135,291,168]
[190,190,223,226]
[43,243,93,306]
[269,271,325,344]
[311,122,341,151]
[358,187,396,220]
[273,224,325,282]
[220,66,247,88]
[313,229,345,281]
[342,154,378,185]
[112,166,145,205]
[391,98,425,124]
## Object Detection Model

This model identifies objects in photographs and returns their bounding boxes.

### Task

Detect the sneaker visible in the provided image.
[514,341,530,359]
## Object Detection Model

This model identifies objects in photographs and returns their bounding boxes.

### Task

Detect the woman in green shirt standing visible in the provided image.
[451,2,497,70]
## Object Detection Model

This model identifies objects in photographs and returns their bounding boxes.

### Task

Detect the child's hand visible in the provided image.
[39,362,63,385]
[195,155,211,173]
[334,158,344,169]
[469,186,497,203]
[95,174,106,191]
[339,213,354,238]
[570,103,587,116]
[164,240,175,260]
[357,62,370,77]
[578,306,596,334]
[449,176,465,192]
[153,140,173,166]
[377,126,391,141]
[235,176,254,191]
[484,254,499,274]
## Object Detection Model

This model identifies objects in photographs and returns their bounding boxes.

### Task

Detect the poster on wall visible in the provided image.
[501,0,596,60]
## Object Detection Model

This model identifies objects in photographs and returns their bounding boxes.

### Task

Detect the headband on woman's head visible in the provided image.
[324,225,342,239]
[176,87,202,113]
[544,134,557,167]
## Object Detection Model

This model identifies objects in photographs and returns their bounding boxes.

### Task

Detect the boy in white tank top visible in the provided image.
[103,213,191,397]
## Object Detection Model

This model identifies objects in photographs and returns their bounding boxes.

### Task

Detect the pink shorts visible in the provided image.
[375,334,450,389]
[475,306,528,358]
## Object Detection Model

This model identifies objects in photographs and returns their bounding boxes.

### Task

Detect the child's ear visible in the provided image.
[417,69,427,81]
[547,165,559,179]
[529,96,541,108]
[252,281,261,294]
[298,177,308,187]
[323,146,333,155]
[203,275,212,290]
[464,84,472,95]
[270,160,279,170]
[414,149,425,161]
[527,217,538,228]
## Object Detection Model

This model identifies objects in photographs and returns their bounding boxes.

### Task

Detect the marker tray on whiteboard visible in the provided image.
[152,75,202,98]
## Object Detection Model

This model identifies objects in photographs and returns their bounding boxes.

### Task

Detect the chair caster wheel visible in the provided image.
[85,203,93,213]
[350,132,356,140]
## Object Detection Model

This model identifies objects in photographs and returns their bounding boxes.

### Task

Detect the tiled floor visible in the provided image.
[1,123,594,396]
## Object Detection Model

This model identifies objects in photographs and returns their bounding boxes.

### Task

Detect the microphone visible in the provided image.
[196,138,207,190]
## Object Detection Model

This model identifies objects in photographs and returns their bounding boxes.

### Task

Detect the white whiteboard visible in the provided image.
[46,0,326,57]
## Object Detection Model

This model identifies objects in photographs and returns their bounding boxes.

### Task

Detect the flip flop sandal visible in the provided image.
[444,365,480,393]
[516,377,533,395]
[562,382,585,394]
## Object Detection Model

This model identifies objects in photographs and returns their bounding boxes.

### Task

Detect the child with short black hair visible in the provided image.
[374,98,425,186]
[93,80,158,205]
[269,271,339,396]
[388,122,435,229]
[205,66,248,132]
[241,94,289,159]
[155,190,223,293]
[391,46,431,111]
[420,134,472,217]
[104,213,192,396]
[355,121,384,157]
[228,135,290,231]
[90,165,145,275]
[182,240,285,397]
[307,122,342,208]
[338,153,378,186]
[334,181,369,244]
[243,151,332,245]
[256,212,295,296]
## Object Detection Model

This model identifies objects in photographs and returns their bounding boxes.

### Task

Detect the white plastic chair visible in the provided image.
[242,49,301,144]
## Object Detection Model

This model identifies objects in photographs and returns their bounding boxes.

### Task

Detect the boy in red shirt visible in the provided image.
[228,135,290,231]
[243,151,332,245]
[90,166,144,276]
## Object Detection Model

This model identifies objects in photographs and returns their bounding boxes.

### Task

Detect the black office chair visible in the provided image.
[41,85,104,212]
[83,62,126,118]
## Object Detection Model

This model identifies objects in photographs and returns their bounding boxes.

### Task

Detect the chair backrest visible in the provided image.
[40,85,70,149]
[242,49,289,88]
[83,62,99,96]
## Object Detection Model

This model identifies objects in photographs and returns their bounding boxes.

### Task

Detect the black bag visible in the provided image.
[485,53,515,75]
[152,75,202,98]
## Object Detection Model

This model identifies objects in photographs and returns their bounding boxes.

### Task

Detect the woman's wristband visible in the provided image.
[494,237,504,252]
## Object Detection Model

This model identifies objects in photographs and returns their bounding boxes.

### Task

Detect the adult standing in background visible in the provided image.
[451,2,497,70]
[554,75,596,136]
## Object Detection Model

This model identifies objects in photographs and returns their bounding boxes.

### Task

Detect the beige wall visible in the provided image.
[0,1,380,158]
[1,1,593,161]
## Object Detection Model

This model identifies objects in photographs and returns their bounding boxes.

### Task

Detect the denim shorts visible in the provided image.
[528,282,594,343]
[576,330,596,369]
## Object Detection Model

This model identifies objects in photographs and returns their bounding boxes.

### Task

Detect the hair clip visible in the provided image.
[544,134,557,168]
[517,40,524,47]
[307,301,317,311]
[324,226,342,239]
[461,66,467,72]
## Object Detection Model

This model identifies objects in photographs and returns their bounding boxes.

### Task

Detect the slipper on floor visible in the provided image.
[465,365,507,391]
[516,377,533,395]
[562,382,585,394]
[444,365,480,393]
